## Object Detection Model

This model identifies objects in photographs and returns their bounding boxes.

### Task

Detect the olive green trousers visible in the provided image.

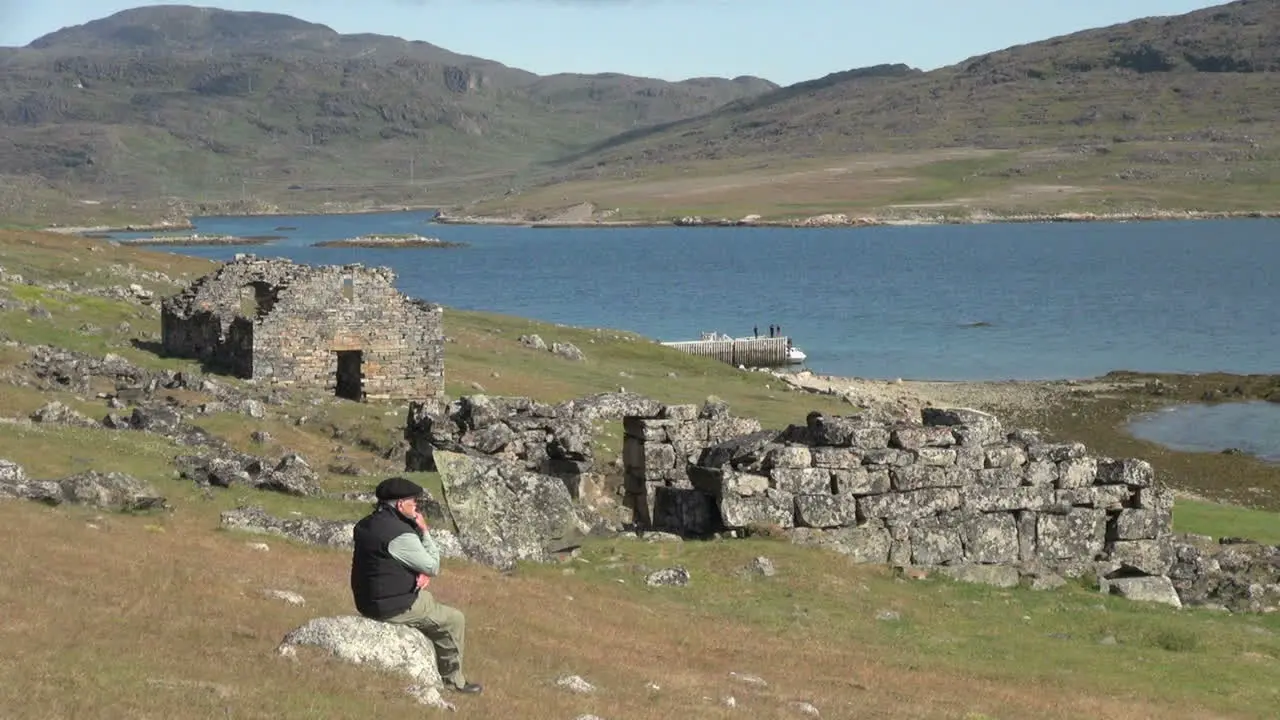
[385,591,467,689]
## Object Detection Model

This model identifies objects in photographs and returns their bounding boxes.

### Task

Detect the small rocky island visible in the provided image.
[115,233,279,246]
[313,234,467,249]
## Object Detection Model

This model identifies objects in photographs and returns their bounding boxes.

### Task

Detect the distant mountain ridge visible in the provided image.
[553,0,1280,178]
[4,1,1279,225]
[0,5,776,219]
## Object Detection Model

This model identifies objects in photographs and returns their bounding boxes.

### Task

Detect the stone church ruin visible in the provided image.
[161,255,444,402]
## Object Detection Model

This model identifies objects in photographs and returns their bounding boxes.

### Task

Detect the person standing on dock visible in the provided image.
[753,325,759,338]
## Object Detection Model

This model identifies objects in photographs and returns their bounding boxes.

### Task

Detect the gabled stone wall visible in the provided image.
[161,256,444,402]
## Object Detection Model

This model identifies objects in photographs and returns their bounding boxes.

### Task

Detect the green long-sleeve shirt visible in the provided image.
[387,529,442,577]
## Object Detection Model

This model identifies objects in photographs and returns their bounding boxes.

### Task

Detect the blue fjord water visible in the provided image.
[1128,402,1280,464]
[124,211,1280,383]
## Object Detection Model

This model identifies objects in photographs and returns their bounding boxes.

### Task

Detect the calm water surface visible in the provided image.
[116,212,1280,382]
[1128,402,1280,463]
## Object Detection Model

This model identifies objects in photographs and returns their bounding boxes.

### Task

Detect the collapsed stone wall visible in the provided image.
[162,255,444,402]
[406,392,671,497]
[629,407,1177,591]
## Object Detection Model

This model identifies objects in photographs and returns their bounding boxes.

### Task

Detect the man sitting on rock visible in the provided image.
[351,477,481,695]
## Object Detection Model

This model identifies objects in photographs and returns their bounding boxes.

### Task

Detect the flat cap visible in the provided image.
[374,477,424,502]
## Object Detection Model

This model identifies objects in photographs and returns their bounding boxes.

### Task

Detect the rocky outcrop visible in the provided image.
[220,506,356,548]
[0,460,168,512]
[29,400,100,428]
[20,345,281,417]
[175,451,322,497]
[1168,534,1280,613]
[434,450,591,570]
[278,616,452,710]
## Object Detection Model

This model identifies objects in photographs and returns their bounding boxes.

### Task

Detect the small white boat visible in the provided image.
[786,346,807,364]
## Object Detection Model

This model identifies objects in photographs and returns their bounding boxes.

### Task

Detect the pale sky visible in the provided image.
[0,0,1228,86]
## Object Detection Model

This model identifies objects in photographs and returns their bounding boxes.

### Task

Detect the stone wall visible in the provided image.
[404,392,1280,606]
[628,406,1177,590]
[622,400,763,531]
[405,392,669,496]
[162,256,444,402]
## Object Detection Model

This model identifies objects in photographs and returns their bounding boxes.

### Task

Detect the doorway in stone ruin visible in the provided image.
[335,350,364,401]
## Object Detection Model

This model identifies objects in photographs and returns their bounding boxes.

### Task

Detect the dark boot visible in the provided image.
[451,682,482,694]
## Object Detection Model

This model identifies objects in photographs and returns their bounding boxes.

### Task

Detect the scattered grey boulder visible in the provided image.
[0,459,29,486]
[259,453,321,496]
[1106,576,1182,608]
[250,430,272,445]
[729,671,767,687]
[791,700,821,717]
[262,589,306,605]
[175,452,321,497]
[247,542,271,552]
[220,506,355,549]
[0,462,168,512]
[875,610,902,622]
[788,696,819,712]
[746,556,777,577]
[645,566,691,587]
[519,334,547,351]
[555,674,595,694]
[29,401,99,428]
[277,616,452,711]
[551,342,585,361]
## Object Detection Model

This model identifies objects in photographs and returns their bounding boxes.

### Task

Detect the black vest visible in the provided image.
[350,505,421,619]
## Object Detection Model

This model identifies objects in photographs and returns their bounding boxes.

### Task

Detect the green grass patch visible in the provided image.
[1174,499,1280,544]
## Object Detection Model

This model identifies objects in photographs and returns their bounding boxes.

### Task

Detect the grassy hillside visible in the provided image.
[468,0,1280,222]
[0,6,775,226]
[1,229,1279,718]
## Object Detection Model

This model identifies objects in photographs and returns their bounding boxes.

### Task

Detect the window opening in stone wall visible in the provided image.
[335,350,364,401]
[239,281,278,318]
[341,276,354,301]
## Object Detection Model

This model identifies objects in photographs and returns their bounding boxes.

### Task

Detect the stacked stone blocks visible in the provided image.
[630,407,1174,582]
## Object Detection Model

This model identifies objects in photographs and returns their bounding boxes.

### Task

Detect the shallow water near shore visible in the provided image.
[111,211,1280,382]
[1128,401,1280,463]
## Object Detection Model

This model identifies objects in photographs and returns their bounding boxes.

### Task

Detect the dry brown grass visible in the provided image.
[0,500,1249,720]
[4,229,1280,719]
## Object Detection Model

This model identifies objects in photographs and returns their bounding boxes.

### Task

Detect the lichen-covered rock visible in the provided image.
[220,506,355,548]
[29,401,99,428]
[645,566,691,587]
[1168,535,1280,612]
[277,616,452,710]
[0,462,168,512]
[434,451,591,570]
[1106,576,1182,608]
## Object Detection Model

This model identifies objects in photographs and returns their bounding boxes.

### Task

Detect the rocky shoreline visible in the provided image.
[113,233,276,247]
[434,208,1280,229]
[312,234,466,249]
